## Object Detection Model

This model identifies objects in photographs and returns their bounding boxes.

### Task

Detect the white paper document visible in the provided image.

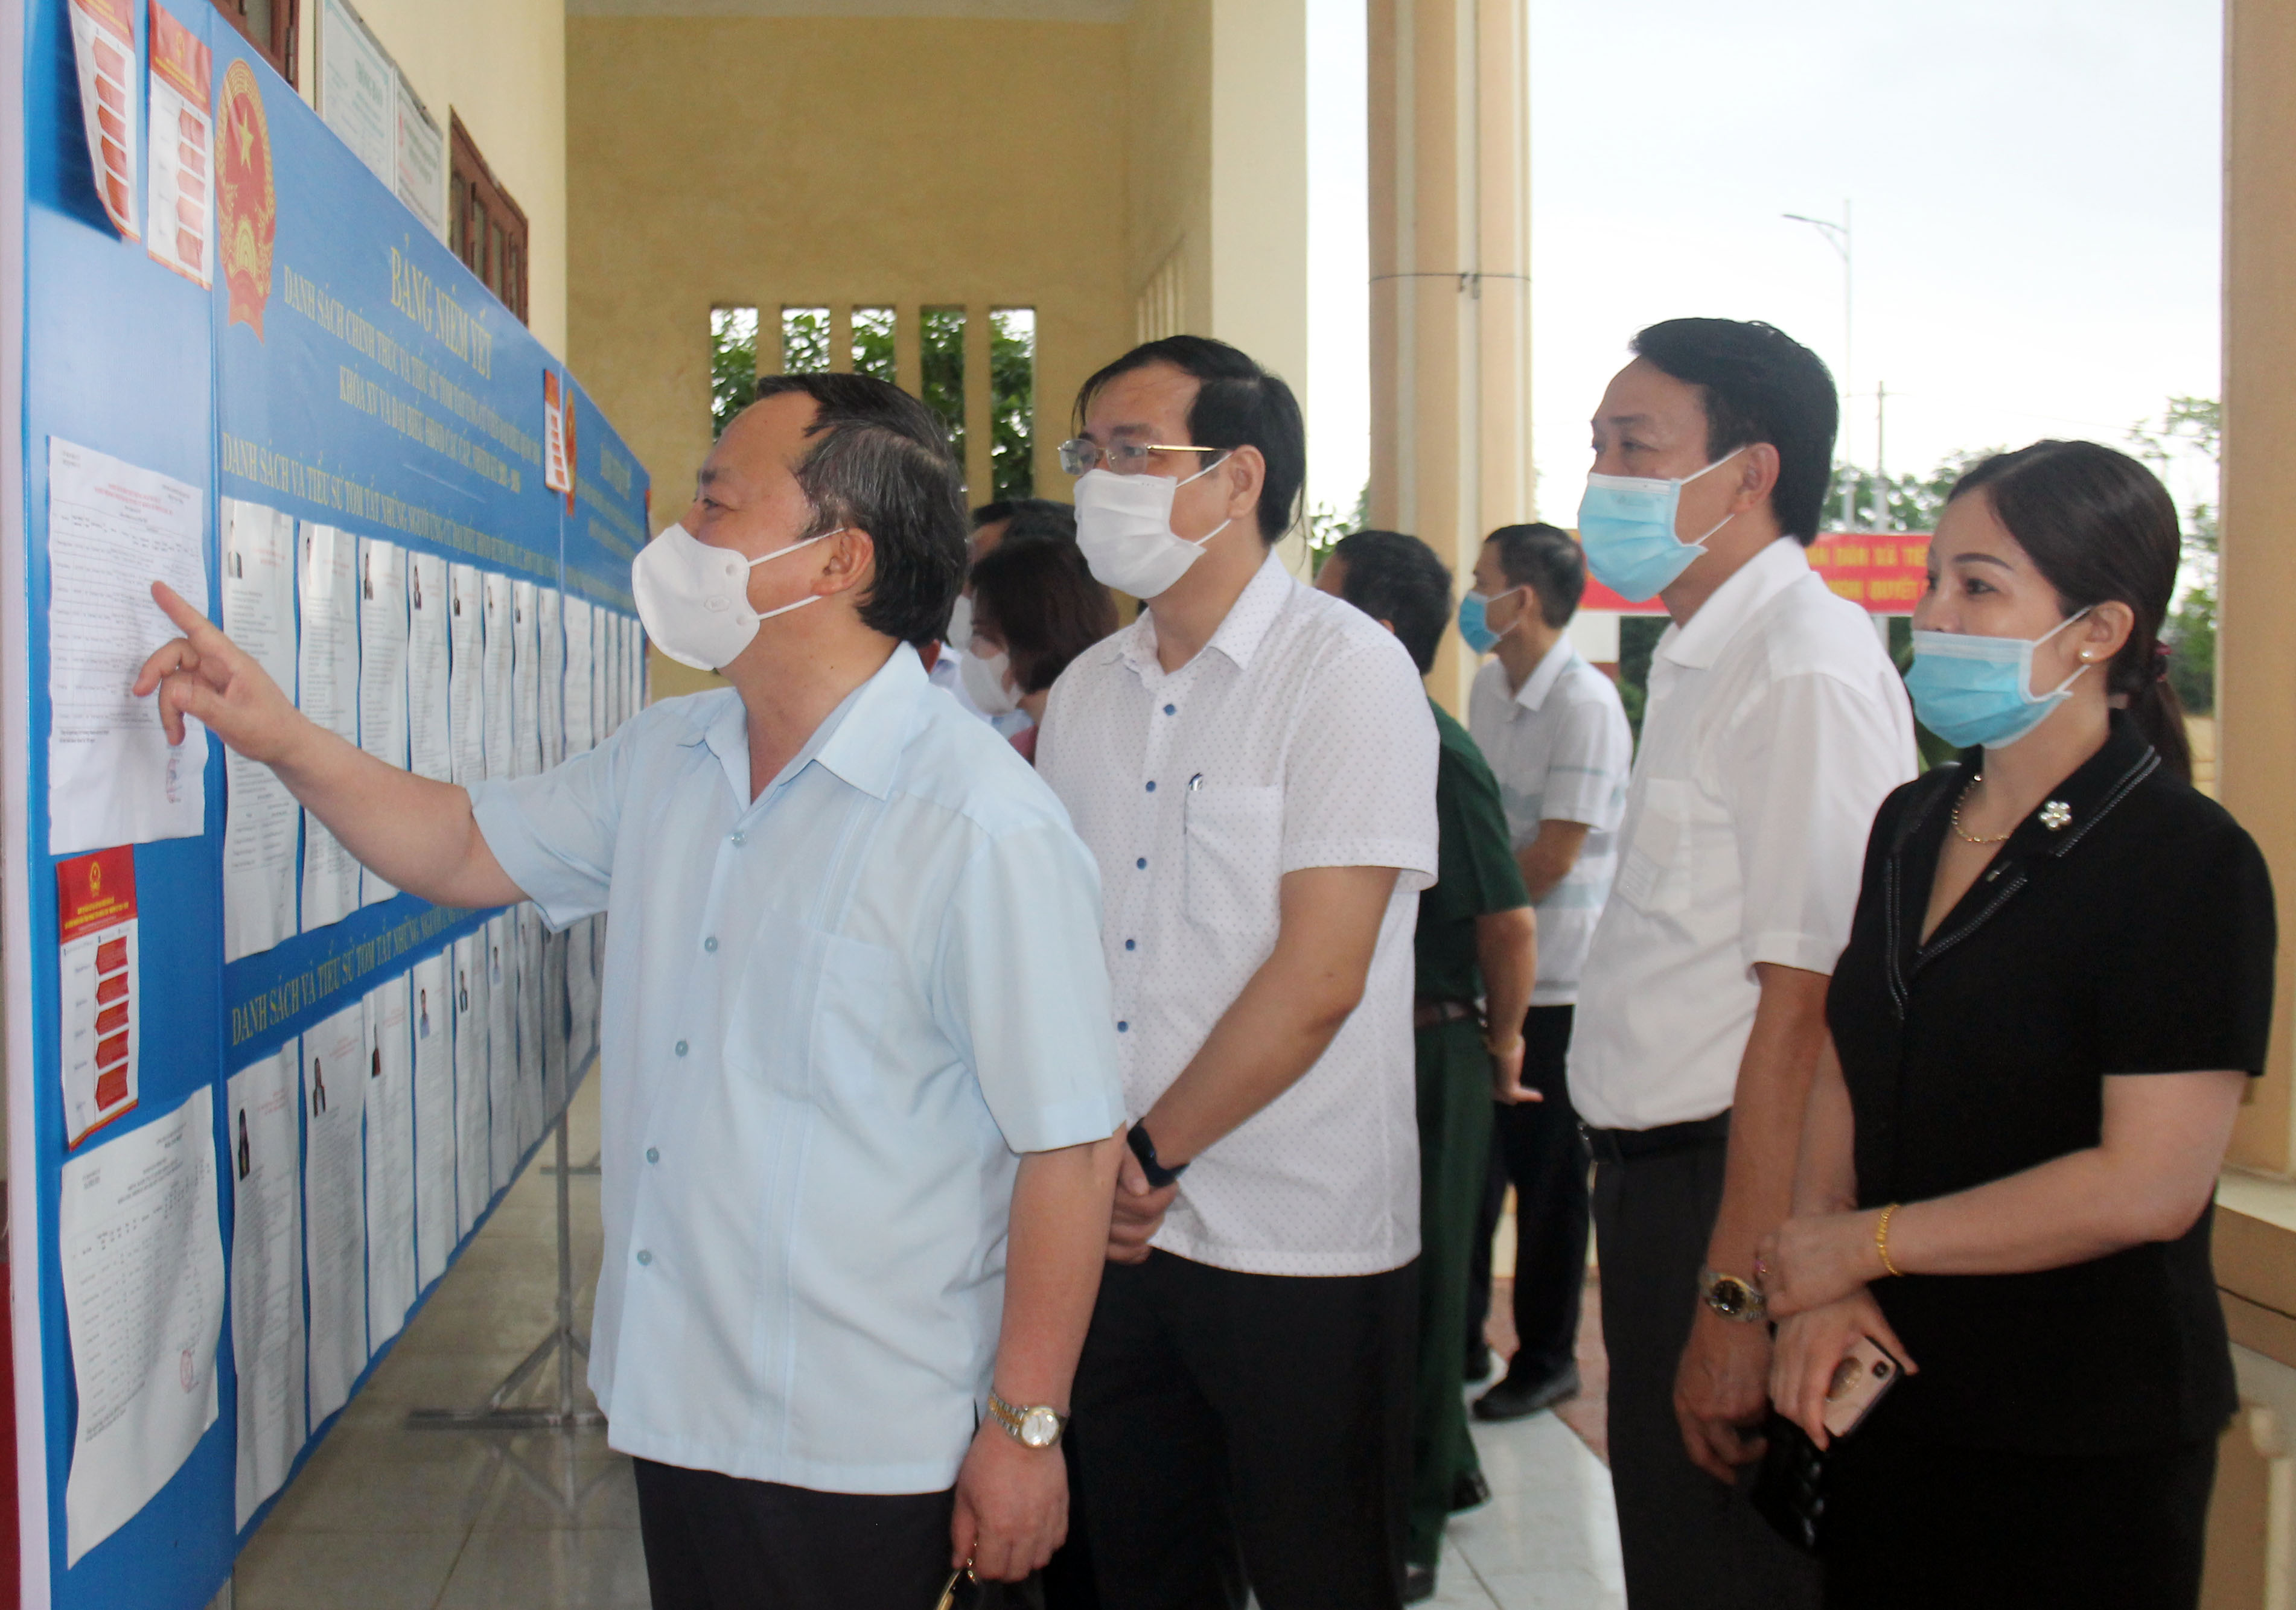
[220,500,299,962]
[302,1006,369,1424]
[566,917,597,1078]
[410,953,456,1291]
[538,587,566,771]
[511,579,541,780]
[446,563,485,787]
[563,596,594,756]
[363,975,417,1347]
[229,1043,307,1528]
[59,1086,224,1565]
[481,573,514,783]
[357,538,409,906]
[591,607,612,741]
[298,526,361,928]
[406,552,451,783]
[485,915,518,1188]
[451,937,491,1236]
[515,906,546,1154]
[145,7,213,287]
[47,438,208,856]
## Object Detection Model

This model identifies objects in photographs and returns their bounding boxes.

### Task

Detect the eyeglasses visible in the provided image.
[1058,438,1228,477]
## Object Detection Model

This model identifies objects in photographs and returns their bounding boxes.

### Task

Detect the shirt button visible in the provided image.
[646,1146,660,1163]
[1162,703,1176,715]
[1124,939,1136,950]
[674,1040,689,1057]
[1117,1021,1129,1032]
[1145,780,1156,792]
[730,831,745,847]
[636,1249,653,1266]
[703,937,718,953]
[1135,857,1147,870]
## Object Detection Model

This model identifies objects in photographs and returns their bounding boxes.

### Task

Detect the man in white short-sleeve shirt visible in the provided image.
[1461,522,1632,1425]
[1567,321,1914,1610]
[137,375,1128,1607]
[1037,337,1438,1610]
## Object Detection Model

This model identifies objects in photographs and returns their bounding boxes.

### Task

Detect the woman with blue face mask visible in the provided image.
[1751,441,2274,1609]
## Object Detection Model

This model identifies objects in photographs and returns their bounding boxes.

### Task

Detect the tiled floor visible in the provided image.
[229,1077,1624,1609]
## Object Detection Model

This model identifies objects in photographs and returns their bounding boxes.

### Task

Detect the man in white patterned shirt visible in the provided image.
[1037,336,1438,1610]
[1461,522,1632,1424]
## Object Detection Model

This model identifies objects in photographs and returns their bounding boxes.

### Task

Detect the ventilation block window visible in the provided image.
[920,307,967,471]
[710,307,758,439]
[851,307,897,384]
[989,308,1036,501]
[781,307,830,374]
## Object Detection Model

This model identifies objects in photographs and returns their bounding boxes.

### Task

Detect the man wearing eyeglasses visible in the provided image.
[1035,337,1440,1610]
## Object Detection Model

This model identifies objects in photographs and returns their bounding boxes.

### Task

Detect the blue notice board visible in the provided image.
[5,1,652,1604]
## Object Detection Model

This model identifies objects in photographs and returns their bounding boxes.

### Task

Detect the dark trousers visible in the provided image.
[1821,1409,2216,1609]
[1590,1134,1822,1610]
[1407,1017,1496,1565]
[1071,1249,1415,1610]
[1467,1005,1587,1384]
[631,1458,955,1610]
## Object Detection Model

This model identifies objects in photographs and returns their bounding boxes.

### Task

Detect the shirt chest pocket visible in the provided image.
[1184,784,1284,934]
[1614,778,1698,918]
[726,922,913,1107]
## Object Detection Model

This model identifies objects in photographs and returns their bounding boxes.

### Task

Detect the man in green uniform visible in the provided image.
[1318,531,1538,1604]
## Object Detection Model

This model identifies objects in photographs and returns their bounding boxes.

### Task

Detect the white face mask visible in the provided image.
[630,521,839,672]
[946,591,975,654]
[1073,459,1232,599]
[960,643,1021,718]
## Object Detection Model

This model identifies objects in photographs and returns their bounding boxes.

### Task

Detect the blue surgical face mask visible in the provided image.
[1456,587,1522,655]
[1575,448,1745,602]
[1902,608,2093,750]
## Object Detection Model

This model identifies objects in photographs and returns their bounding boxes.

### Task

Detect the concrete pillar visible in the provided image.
[2221,0,2296,1174]
[1367,0,1532,715]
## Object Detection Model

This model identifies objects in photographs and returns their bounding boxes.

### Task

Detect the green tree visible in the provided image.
[2127,396,2219,715]
[989,310,1036,501]
[709,307,758,439]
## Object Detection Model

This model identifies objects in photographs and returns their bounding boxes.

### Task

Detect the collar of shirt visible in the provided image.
[1115,547,1294,687]
[1511,637,1578,713]
[681,644,919,809]
[1657,536,1812,672]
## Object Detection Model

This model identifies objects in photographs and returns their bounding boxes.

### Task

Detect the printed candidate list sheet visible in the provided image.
[485,915,518,1188]
[511,579,541,779]
[356,537,409,906]
[482,572,514,783]
[539,586,566,770]
[407,551,451,784]
[59,1085,225,1565]
[410,952,456,1291]
[302,1005,368,1424]
[229,1043,307,1527]
[297,526,361,928]
[46,438,208,856]
[220,499,299,961]
[451,935,490,1238]
[447,563,485,787]
[563,596,595,755]
[364,975,416,1348]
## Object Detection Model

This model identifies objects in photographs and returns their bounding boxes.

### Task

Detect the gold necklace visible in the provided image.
[1951,774,2015,846]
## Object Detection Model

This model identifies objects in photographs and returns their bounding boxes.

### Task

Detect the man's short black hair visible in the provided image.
[1329,529,1452,675]
[1073,336,1305,545]
[753,372,967,644]
[1485,523,1586,628]
[1629,318,1838,544]
[971,497,1076,547]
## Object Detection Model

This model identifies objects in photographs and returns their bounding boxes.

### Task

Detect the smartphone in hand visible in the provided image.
[1820,1335,1904,1439]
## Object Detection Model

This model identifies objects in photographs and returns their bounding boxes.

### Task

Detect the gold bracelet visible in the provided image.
[1875,1203,1905,1279]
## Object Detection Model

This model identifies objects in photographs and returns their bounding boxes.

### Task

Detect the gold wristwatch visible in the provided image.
[1698,1265,1768,1323]
[986,1387,1068,1449]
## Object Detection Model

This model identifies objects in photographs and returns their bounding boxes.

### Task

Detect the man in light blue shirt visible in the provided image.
[138,374,1129,1607]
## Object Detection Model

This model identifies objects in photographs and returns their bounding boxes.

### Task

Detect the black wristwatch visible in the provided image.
[1126,1123,1188,1189]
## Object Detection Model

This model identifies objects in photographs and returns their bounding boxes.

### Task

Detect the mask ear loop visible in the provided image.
[748,526,848,623]
[1676,447,1749,550]
[1173,453,1236,549]
[2028,606,2097,702]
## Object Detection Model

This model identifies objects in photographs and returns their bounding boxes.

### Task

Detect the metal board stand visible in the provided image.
[406,1110,604,1433]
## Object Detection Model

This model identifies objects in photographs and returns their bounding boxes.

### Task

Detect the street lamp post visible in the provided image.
[1785,201,1854,528]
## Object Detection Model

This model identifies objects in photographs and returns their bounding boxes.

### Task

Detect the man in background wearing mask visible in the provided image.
[1568,320,1912,1608]
[135,373,1128,1608]
[1036,336,1438,1610]
[940,497,1078,734]
[1458,523,1630,1424]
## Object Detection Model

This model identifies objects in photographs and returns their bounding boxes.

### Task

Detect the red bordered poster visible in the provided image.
[57,847,140,1147]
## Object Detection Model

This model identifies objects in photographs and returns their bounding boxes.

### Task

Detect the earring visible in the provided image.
[2078,651,2092,661]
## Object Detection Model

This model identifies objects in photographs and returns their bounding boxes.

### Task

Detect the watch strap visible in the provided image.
[1126,1123,1187,1189]
[986,1387,1067,1448]
[1698,1264,1769,1323]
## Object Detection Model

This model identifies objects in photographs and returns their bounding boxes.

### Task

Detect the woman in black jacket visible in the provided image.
[1758,440,2274,1609]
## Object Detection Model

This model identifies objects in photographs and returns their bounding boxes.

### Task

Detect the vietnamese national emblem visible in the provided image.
[214,59,275,338]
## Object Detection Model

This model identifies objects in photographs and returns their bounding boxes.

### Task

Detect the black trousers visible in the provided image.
[1070,1250,1415,1610]
[1590,1133,1822,1610]
[631,1457,955,1610]
[1820,1408,2216,1609]
[1467,1005,1588,1384]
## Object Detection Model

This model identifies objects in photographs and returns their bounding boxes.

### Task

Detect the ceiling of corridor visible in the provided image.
[566,0,1135,18]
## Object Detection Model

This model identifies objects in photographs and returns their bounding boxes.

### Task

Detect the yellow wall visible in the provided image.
[295,0,571,358]
[566,16,1132,530]
[1127,0,1213,337]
